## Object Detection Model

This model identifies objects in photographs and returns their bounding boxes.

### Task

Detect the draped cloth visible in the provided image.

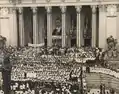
[28,43,44,47]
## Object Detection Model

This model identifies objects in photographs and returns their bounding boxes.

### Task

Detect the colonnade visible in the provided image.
[17,5,97,47]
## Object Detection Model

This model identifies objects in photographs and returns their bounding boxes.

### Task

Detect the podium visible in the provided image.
[52,36,62,46]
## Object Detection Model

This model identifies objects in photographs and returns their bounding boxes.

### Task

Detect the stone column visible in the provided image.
[98,5,106,49]
[106,5,117,38]
[60,6,66,48]
[75,6,82,48]
[12,8,18,46]
[91,5,97,47]
[0,7,10,46]
[32,7,38,44]
[116,5,119,43]
[46,6,52,47]
[18,7,24,46]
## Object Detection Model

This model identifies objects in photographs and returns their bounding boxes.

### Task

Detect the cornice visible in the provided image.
[0,1,118,7]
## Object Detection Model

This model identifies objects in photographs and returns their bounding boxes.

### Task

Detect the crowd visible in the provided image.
[11,61,76,82]
[0,35,118,93]
[0,45,106,66]
[10,81,80,94]
[9,46,94,94]
[10,46,98,82]
[9,46,97,63]
[0,45,114,94]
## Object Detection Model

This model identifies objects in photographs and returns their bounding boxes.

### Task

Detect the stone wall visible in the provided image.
[0,8,17,46]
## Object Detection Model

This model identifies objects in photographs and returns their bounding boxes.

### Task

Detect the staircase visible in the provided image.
[85,73,119,93]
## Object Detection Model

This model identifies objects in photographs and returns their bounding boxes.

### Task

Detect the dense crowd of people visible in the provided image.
[11,62,81,82]
[10,81,81,94]
[10,46,98,82]
[8,46,93,94]
[7,45,113,93]
[0,33,118,93]
[0,45,118,94]
[9,46,96,62]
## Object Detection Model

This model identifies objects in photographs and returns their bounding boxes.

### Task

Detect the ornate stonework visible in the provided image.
[9,8,17,14]
[0,8,9,16]
[91,5,97,14]
[45,6,52,14]
[75,6,82,13]
[31,7,38,14]
[106,5,117,17]
[60,6,66,14]
[98,5,106,12]
[18,7,23,14]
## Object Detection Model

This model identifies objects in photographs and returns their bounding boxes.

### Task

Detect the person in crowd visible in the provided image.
[52,17,62,36]
[9,45,118,94]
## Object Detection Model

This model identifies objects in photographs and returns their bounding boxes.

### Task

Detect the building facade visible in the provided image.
[0,0,119,49]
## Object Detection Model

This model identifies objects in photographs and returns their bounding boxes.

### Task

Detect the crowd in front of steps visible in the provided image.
[10,81,116,94]
[10,81,81,94]
[0,45,118,94]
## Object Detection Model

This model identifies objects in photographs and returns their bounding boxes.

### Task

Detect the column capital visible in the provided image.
[9,7,17,14]
[0,7,9,16]
[31,7,38,14]
[91,5,97,14]
[18,7,23,14]
[105,4,118,7]
[105,4,118,11]
[60,6,66,14]
[106,4,117,17]
[75,6,82,13]
[12,8,17,13]
[98,5,106,12]
[45,6,52,14]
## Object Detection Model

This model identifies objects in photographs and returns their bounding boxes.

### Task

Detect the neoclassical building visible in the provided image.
[0,0,119,49]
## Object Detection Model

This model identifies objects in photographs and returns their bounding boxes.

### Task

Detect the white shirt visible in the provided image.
[0,90,4,94]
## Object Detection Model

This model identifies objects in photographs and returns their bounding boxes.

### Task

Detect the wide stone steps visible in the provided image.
[85,73,119,93]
